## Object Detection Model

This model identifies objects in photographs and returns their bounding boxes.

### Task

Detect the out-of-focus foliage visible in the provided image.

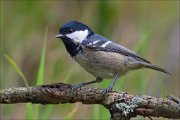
[0,1,179,119]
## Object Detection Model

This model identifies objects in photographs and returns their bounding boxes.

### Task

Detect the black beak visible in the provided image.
[55,34,63,38]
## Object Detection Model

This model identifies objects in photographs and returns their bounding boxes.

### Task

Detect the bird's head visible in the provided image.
[55,20,93,44]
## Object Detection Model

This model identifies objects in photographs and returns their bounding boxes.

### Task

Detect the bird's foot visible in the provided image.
[72,83,85,89]
[102,74,118,94]
[72,78,103,89]
[102,87,112,94]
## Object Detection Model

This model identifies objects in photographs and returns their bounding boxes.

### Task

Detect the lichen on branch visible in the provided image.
[0,83,180,120]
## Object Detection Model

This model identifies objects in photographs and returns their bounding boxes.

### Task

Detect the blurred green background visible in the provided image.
[0,0,179,119]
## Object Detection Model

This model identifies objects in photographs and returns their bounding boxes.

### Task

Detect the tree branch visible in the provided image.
[0,83,179,120]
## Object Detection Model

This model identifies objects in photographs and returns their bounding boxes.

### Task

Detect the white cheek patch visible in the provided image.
[101,41,112,47]
[66,29,88,43]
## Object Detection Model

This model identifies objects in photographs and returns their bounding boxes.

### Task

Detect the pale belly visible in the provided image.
[73,50,129,79]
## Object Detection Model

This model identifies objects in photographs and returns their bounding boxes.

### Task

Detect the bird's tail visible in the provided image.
[140,63,172,75]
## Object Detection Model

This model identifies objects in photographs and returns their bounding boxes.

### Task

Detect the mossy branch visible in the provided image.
[0,83,179,120]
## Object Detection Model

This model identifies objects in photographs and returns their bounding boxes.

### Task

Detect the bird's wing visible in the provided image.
[81,34,151,64]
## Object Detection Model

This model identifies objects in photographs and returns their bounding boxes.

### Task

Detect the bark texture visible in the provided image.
[0,83,180,120]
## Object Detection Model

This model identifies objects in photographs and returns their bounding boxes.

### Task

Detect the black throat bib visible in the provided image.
[61,37,82,57]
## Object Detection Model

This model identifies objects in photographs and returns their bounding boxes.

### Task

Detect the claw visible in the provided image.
[72,78,103,89]
[102,87,112,94]
[72,84,84,89]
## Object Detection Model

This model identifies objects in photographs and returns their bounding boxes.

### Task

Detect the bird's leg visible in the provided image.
[76,43,81,51]
[72,78,103,89]
[103,74,119,94]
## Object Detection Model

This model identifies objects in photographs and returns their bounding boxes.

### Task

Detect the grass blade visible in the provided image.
[26,103,33,120]
[36,27,48,85]
[133,31,151,93]
[161,79,165,98]
[41,105,54,119]
[4,55,29,87]
[32,26,48,119]
[0,0,4,88]
[65,103,79,119]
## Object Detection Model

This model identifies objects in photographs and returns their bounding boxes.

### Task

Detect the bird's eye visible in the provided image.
[68,29,73,33]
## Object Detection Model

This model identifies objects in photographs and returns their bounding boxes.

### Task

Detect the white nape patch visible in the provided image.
[66,29,88,43]
[101,41,112,47]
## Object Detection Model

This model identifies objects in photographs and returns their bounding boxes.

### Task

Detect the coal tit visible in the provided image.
[55,20,171,93]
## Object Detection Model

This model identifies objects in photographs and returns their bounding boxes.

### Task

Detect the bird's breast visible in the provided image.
[73,48,129,78]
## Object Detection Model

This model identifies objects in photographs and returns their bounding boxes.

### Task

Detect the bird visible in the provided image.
[55,20,171,93]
